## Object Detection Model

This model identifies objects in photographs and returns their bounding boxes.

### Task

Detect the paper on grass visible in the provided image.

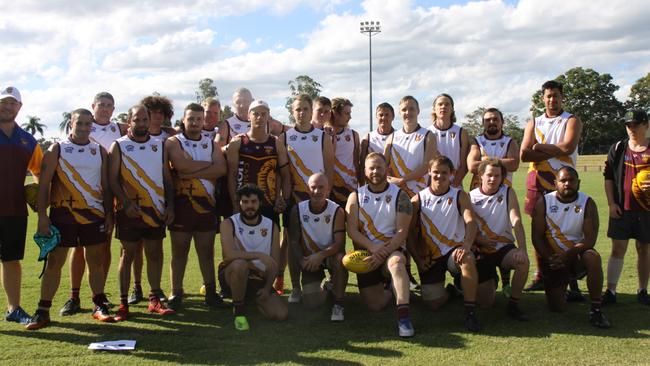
[88,340,136,351]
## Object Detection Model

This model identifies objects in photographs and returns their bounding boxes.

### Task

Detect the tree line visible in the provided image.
[26,69,650,155]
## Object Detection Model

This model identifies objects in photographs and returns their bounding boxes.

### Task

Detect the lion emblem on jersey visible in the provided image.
[345,135,351,142]
[447,197,453,205]
[497,195,503,203]
[312,135,318,142]
[385,195,392,204]
[325,214,331,224]
[415,134,423,142]
[574,205,582,213]
[450,132,457,139]
[90,147,97,155]
[202,143,208,149]
[260,228,268,237]
[151,144,158,152]
[111,126,116,133]
[500,142,505,148]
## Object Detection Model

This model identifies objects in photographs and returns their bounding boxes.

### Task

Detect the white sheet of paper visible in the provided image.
[88,340,136,351]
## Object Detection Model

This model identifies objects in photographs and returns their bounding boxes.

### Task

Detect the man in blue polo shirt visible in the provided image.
[0,86,43,324]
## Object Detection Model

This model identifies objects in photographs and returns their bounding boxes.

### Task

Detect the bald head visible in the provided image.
[307,172,330,202]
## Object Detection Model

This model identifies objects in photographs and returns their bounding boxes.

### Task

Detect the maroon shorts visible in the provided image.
[168,202,219,233]
[217,261,268,302]
[476,244,516,283]
[54,221,107,247]
[541,252,590,289]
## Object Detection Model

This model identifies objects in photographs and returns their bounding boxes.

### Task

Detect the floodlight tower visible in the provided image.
[360,20,381,131]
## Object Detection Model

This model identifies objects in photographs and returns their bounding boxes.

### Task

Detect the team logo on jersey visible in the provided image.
[289,135,297,141]
[151,144,158,152]
[314,217,320,222]
[202,143,208,149]
[474,199,483,206]
[261,228,268,237]
[111,126,116,133]
[424,198,432,207]
[575,205,582,213]
[139,146,146,150]
[385,195,392,203]
[303,215,310,222]
[450,132,457,139]
[550,205,559,213]
[325,214,331,224]
[564,206,570,212]
[500,142,505,148]
[184,140,191,146]
[415,134,423,142]
[20,138,29,146]
[91,126,96,132]
[64,146,74,153]
[90,147,97,155]
[249,230,255,235]
[345,135,351,142]
[235,124,241,130]
[301,136,307,140]
[238,227,244,235]
[375,196,381,201]
[497,195,503,203]
[5,87,13,93]
[363,196,370,204]
[126,145,135,152]
[78,148,85,153]
[447,197,453,205]
[264,146,274,154]
[312,135,318,142]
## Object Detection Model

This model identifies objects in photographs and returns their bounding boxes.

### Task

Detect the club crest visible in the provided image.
[90,147,97,155]
[325,214,331,224]
[385,195,392,204]
[111,126,116,133]
[260,228,268,237]
[289,135,298,141]
[574,205,582,213]
[151,144,158,152]
[312,135,318,142]
[345,135,351,142]
[126,145,135,152]
[303,215,310,222]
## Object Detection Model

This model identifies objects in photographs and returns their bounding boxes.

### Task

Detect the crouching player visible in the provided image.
[470,159,529,320]
[289,173,347,320]
[408,156,483,332]
[346,153,414,338]
[531,166,611,328]
[219,185,288,331]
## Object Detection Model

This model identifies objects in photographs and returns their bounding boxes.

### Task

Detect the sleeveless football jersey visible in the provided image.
[297,199,340,255]
[116,135,165,227]
[528,111,578,192]
[544,191,589,254]
[50,138,105,224]
[285,127,325,203]
[469,185,514,253]
[357,183,401,246]
[90,121,123,149]
[225,115,250,141]
[230,213,274,271]
[237,135,278,207]
[471,134,513,188]
[150,129,172,141]
[428,123,463,172]
[201,127,219,140]
[367,128,394,154]
[386,125,430,197]
[332,127,358,205]
[418,186,465,261]
[173,133,216,214]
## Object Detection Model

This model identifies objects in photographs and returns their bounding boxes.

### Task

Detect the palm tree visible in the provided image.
[59,112,71,134]
[22,115,47,137]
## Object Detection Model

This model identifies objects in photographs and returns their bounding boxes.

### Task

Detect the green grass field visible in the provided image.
[2,168,650,365]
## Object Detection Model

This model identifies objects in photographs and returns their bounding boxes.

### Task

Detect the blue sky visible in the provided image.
[1,0,648,137]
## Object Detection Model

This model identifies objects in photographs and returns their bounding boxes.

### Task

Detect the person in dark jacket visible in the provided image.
[603,110,650,305]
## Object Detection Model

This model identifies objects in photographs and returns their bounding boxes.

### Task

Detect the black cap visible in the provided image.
[624,110,649,124]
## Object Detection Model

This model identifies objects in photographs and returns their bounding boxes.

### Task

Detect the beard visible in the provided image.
[486,125,500,136]
[132,128,148,137]
[241,207,260,220]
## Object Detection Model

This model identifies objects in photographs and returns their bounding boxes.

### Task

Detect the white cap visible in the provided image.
[1,86,21,103]
[248,99,269,113]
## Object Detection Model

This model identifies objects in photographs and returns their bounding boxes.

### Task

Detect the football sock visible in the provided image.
[120,293,129,306]
[71,288,80,300]
[234,301,246,316]
[464,300,477,316]
[92,293,107,307]
[38,300,52,311]
[591,300,602,312]
[397,304,409,319]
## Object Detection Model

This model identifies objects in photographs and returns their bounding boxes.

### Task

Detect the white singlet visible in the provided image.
[418,186,465,260]
[356,183,401,246]
[332,127,358,204]
[474,134,514,186]
[90,121,123,150]
[469,184,514,253]
[544,191,589,254]
[428,123,463,172]
[297,199,340,255]
[230,213,274,271]
[285,126,326,203]
[367,128,394,154]
[386,125,430,197]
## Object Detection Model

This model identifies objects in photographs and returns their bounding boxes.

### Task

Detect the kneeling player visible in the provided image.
[289,173,347,320]
[219,185,288,331]
[346,153,414,338]
[408,156,482,332]
[531,167,611,328]
[26,109,114,330]
[471,159,529,320]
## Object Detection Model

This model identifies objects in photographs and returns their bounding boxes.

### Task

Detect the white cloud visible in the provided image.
[2,0,649,137]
